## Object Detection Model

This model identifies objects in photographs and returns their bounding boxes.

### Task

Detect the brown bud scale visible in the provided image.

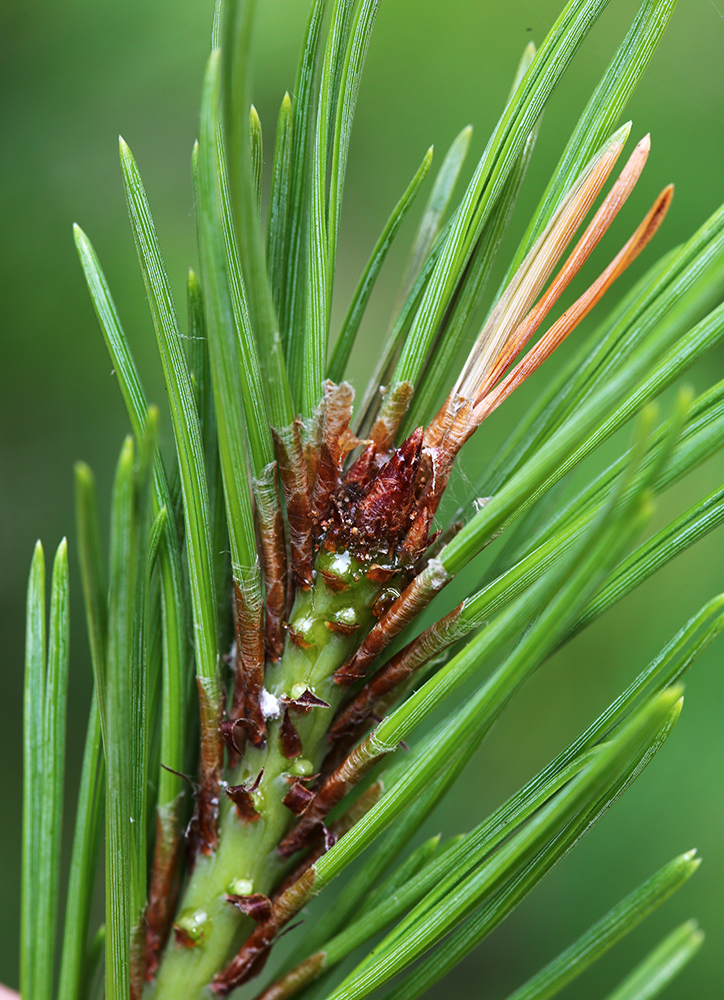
[226,893,273,923]
[282,781,315,816]
[279,709,303,759]
[225,783,261,823]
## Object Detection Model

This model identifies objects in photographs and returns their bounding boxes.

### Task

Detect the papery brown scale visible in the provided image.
[225,783,262,823]
[424,393,472,452]
[369,380,414,452]
[310,383,362,542]
[282,689,331,711]
[252,952,327,1000]
[226,893,273,923]
[279,708,303,759]
[283,781,315,816]
[428,444,459,509]
[212,868,318,994]
[232,581,266,749]
[344,441,379,489]
[310,441,343,544]
[277,740,384,857]
[334,558,450,685]
[269,825,332,899]
[329,779,384,840]
[304,394,326,495]
[144,812,183,981]
[219,718,244,757]
[271,835,327,898]
[328,600,466,744]
[412,526,443,572]
[400,505,436,564]
[248,768,265,793]
[254,464,287,661]
[343,427,424,554]
[322,385,361,463]
[318,724,369,787]
[131,924,145,1000]
[262,508,288,662]
[332,658,371,686]
[212,944,272,996]
[273,420,314,590]
[424,402,476,478]
[194,679,224,855]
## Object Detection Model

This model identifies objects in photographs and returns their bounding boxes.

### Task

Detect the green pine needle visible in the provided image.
[602,921,704,1000]
[504,853,700,1000]
[327,145,433,384]
[21,539,69,1000]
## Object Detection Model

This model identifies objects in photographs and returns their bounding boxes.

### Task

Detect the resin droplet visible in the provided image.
[325,606,360,635]
[174,908,212,947]
[291,757,315,777]
[228,878,254,897]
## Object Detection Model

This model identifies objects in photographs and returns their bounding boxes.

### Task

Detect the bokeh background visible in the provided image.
[1,0,723,996]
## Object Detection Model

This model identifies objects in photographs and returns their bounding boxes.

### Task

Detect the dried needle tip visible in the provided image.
[429,123,636,454]
[455,123,628,397]
[425,128,674,480]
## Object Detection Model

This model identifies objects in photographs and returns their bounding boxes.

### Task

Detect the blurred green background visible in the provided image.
[1,0,723,995]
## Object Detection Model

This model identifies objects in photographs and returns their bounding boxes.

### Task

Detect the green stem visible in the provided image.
[149,549,387,999]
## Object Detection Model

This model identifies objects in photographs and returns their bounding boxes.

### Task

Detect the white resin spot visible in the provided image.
[260,688,281,719]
